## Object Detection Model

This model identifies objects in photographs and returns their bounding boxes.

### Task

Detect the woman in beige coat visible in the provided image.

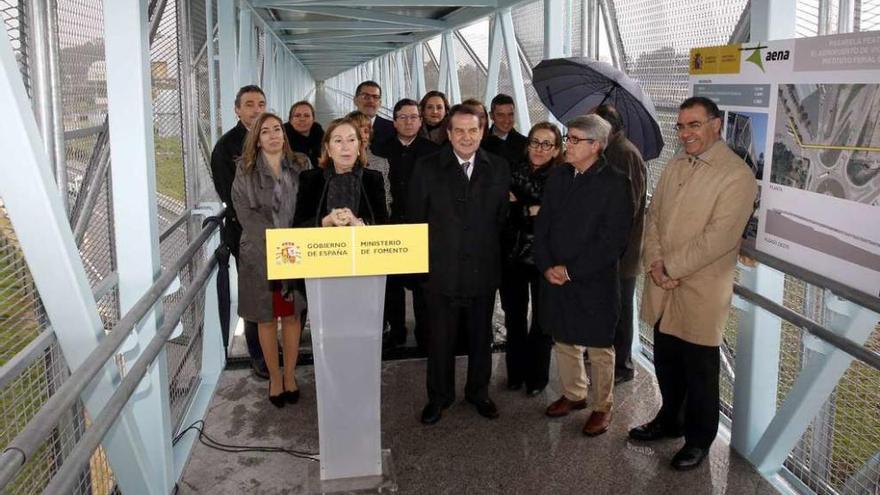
[232,112,310,408]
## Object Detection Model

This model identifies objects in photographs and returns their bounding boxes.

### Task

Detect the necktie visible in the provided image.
[462,161,471,179]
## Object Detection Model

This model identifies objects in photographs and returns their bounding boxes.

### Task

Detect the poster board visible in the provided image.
[689,32,880,296]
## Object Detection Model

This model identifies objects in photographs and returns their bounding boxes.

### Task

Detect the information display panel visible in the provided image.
[690,32,880,296]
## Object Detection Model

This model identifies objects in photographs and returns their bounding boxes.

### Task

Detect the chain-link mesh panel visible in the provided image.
[1,0,29,96]
[0,205,48,364]
[570,0,585,58]
[513,0,544,67]
[0,333,116,495]
[859,0,880,30]
[611,0,746,188]
[797,0,820,37]
[164,229,207,431]
[452,34,486,102]
[152,0,186,218]
[511,2,550,125]
[785,326,880,495]
[423,42,439,91]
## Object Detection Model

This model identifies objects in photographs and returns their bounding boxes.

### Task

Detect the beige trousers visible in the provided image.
[555,343,615,412]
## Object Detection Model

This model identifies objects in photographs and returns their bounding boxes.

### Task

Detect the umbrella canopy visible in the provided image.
[532,57,665,160]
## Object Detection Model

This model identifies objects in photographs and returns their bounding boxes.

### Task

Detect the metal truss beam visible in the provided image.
[255,0,497,6]
[271,5,449,29]
[281,31,415,42]
[269,20,441,31]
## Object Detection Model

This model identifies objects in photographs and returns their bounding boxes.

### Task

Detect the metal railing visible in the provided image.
[0,211,223,492]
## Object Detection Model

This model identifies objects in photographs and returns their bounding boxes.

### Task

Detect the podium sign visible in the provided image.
[265,224,428,488]
[265,224,428,279]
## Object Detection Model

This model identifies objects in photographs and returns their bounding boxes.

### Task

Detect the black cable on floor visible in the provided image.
[173,419,319,462]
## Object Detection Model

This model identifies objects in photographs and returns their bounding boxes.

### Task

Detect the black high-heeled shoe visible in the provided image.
[268,381,285,408]
[282,389,300,404]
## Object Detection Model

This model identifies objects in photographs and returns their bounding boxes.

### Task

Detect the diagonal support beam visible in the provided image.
[748,301,879,476]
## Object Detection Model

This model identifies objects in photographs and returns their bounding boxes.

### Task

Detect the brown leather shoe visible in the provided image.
[582,410,612,436]
[545,396,587,417]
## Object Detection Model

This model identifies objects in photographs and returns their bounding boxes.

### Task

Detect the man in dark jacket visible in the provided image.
[354,80,395,150]
[376,99,440,351]
[482,93,529,168]
[592,104,647,384]
[209,84,267,379]
[409,104,510,425]
[534,115,633,437]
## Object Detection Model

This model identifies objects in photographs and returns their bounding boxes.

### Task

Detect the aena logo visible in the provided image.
[739,44,789,72]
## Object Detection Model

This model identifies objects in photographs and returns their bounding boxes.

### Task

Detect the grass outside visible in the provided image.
[154,135,186,203]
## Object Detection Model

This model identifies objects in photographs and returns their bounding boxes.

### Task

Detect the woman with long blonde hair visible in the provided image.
[232,112,310,407]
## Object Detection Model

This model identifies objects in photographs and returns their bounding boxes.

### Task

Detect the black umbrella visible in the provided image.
[532,57,664,160]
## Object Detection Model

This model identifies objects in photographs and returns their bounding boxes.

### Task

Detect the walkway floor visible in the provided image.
[178,356,778,494]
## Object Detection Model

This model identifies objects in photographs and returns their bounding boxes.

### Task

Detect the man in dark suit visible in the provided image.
[354,80,395,150]
[376,99,440,351]
[209,84,268,379]
[409,104,510,425]
[483,93,529,168]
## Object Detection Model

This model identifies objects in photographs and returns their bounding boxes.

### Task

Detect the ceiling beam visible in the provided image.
[281,31,415,42]
[269,6,448,29]
[255,0,496,6]
[289,43,401,50]
[269,20,439,31]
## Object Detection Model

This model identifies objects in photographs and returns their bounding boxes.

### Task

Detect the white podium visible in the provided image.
[305,275,397,493]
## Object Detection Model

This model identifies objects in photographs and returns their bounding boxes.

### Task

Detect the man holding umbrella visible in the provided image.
[591,104,647,385]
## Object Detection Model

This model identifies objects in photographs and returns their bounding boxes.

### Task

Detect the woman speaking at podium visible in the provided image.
[232,112,310,408]
[294,117,388,228]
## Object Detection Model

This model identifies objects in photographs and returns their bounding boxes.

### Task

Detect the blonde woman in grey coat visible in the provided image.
[232,112,310,408]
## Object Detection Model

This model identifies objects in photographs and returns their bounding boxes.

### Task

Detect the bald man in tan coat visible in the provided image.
[629,96,757,471]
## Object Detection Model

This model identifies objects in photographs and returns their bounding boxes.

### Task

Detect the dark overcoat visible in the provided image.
[210,122,247,257]
[283,121,324,168]
[293,165,388,228]
[533,158,633,347]
[232,152,309,322]
[407,147,510,297]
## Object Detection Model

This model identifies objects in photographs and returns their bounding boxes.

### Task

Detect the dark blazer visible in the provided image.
[373,136,441,222]
[283,121,324,168]
[533,157,633,347]
[371,115,396,154]
[604,133,647,278]
[293,165,388,228]
[482,127,529,171]
[210,121,248,257]
[408,147,510,297]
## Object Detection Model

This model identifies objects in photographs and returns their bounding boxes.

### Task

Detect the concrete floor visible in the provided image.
[177,355,779,494]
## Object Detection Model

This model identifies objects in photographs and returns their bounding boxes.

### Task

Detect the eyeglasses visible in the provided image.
[563,135,594,145]
[395,114,421,122]
[528,139,556,151]
[358,93,381,101]
[674,118,715,132]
